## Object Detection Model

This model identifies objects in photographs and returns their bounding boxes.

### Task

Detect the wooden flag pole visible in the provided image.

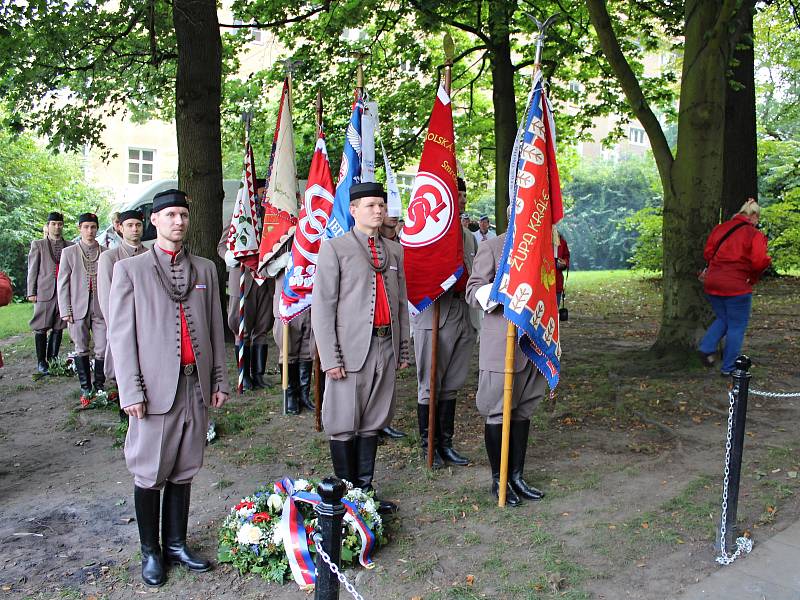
[427,36,455,470]
[498,321,516,506]
[280,59,302,416]
[313,88,324,432]
[427,301,440,469]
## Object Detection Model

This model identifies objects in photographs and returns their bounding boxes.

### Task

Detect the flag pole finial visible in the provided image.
[524,13,561,74]
[443,32,455,94]
[315,89,323,131]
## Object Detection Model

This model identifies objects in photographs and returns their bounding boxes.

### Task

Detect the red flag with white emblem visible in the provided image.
[400,84,464,316]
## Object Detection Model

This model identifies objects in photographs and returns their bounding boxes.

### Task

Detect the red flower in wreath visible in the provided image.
[234,500,255,511]
[80,396,91,408]
[252,512,271,524]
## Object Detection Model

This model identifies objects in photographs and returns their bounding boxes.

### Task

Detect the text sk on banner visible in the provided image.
[490,72,564,389]
[279,131,335,322]
[258,78,299,274]
[400,84,464,316]
[325,92,363,239]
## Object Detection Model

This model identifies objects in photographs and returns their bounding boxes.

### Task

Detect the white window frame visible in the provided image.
[128,147,156,185]
[629,126,647,146]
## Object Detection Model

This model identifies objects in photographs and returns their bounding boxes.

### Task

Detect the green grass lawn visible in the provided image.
[0,303,33,338]
[567,269,658,290]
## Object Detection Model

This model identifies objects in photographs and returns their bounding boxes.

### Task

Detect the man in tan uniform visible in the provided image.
[272,269,314,414]
[371,214,408,440]
[97,209,147,416]
[109,189,229,587]
[312,182,410,514]
[27,211,73,375]
[466,229,546,507]
[217,214,275,390]
[57,213,106,400]
[412,177,476,467]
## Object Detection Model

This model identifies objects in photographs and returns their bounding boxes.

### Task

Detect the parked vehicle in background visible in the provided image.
[95,179,241,248]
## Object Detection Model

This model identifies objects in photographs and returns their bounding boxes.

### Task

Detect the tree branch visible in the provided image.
[585,0,674,186]
[407,0,492,45]
[219,2,330,30]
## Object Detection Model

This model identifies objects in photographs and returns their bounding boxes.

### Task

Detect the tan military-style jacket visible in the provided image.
[466,232,528,373]
[27,238,73,300]
[412,227,478,330]
[312,229,410,373]
[57,242,106,320]
[97,242,148,321]
[108,246,229,413]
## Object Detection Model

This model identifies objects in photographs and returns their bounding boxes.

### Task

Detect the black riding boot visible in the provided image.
[379,425,407,439]
[162,482,211,572]
[436,399,470,466]
[93,358,106,392]
[35,333,49,375]
[298,361,315,411]
[250,344,268,389]
[74,355,93,399]
[46,329,62,364]
[484,423,521,507]
[236,344,253,391]
[134,486,165,587]
[285,362,300,414]
[416,404,443,468]
[329,438,357,485]
[355,435,398,514]
[509,420,544,500]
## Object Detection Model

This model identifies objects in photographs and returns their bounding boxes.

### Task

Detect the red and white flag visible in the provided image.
[401,84,464,316]
[225,141,263,275]
[258,78,299,274]
[279,131,335,322]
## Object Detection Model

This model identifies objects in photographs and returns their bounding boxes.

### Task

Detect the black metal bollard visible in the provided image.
[314,477,346,600]
[723,355,752,550]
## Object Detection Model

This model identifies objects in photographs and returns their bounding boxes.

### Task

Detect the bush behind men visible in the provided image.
[109,189,229,586]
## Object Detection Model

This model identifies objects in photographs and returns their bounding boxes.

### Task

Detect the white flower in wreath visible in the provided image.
[294,479,311,491]
[271,525,283,546]
[267,493,283,512]
[236,505,256,518]
[236,523,263,545]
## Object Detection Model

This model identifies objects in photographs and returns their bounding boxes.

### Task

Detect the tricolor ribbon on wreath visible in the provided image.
[273,477,377,589]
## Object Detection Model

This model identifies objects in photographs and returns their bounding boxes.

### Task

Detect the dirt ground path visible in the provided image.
[1,275,798,599]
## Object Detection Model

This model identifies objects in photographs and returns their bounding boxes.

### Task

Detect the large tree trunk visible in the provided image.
[488,0,517,234]
[173,0,224,266]
[654,0,736,354]
[722,8,757,220]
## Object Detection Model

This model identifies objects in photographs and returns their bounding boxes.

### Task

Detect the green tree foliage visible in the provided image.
[625,207,663,272]
[0,123,109,292]
[758,139,800,271]
[559,153,661,270]
[755,2,800,141]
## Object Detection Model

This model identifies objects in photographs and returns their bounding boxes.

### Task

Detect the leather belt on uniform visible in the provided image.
[372,326,391,338]
[182,363,196,375]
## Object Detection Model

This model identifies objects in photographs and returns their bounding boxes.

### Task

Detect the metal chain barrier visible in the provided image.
[312,533,366,600]
[749,388,800,398]
[716,388,754,565]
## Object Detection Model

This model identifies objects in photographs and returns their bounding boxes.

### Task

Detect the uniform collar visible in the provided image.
[156,244,185,265]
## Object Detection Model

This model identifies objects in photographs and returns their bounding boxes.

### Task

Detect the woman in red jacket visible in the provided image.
[698,199,771,375]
